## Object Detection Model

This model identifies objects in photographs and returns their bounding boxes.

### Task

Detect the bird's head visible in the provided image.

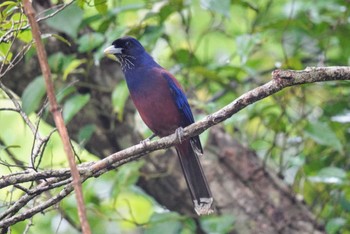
[104,36,146,70]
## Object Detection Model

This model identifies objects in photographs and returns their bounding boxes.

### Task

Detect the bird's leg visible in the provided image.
[175,127,184,144]
[140,133,157,145]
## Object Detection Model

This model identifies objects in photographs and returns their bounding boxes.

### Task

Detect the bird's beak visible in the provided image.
[103,46,122,55]
[104,46,122,62]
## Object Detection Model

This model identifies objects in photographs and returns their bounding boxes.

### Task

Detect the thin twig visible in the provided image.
[0,82,40,135]
[22,1,91,234]
[0,1,74,44]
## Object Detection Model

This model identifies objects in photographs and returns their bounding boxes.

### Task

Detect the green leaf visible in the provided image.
[51,34,72,46]
[0,42,12,64]
[172,49,199,67]
[21,76,46,115]
[78,124,96,145]
[308,167,347,184]
[304,121,342,152]
[139,25,164,46]
[326,218,346,234]
[46,3,83,39]
[63,59,86,80]
[77,33,104,53]
[48,52,65,73]
[56,86,77,104]
[340,195,350,212]
[0,1,17,9]
[112,80,129,121]
[112,161,145,196]
[115,190,154,229]
[76,0,85,8]
[236,34,261,65]
[62,94,90,123]
[145,213,182,234]
[17,29,32,43]
[200,214,235,234]
[94,0,108,14]
[200,0,231,18]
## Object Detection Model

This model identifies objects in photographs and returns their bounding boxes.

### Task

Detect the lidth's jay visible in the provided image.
[104,36,213,215]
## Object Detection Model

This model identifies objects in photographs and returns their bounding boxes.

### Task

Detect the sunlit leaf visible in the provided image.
[17,29,32,43]
[331,111,350,123]
[0,42,12,64]
[308,167,347,184]
[0,1,17,9]
[116,190,154,229]
[200,0,231,18]
[62,59,86,80]
[21,76,46,115]
[62,94,90,123]
[76,0,85,9]
[94,0,107,14]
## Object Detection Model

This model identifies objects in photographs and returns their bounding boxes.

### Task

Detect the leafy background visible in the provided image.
[0,0,350,233]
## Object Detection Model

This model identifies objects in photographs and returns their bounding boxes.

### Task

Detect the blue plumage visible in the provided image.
[104,36,213,215]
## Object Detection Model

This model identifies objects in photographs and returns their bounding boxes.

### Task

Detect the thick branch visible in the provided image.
[0,66,349,228]
[90,67,350,174]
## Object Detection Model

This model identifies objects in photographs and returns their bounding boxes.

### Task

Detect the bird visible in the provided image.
[104,36,213,215]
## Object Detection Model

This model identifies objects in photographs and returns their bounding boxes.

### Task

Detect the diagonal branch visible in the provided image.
[0,66,349,228]
[89,66,350,175]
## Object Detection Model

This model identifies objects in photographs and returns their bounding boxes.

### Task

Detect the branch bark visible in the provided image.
[0,66,349,229]
[22,1,91,233]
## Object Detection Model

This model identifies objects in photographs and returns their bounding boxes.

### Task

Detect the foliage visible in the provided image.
[1,0,350,233]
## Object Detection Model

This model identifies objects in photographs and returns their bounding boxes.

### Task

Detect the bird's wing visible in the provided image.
[162,71,203,154]
[162,72,195,125]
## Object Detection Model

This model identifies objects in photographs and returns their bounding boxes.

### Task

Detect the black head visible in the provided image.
[104,36,146,58]
[104,36,150,71]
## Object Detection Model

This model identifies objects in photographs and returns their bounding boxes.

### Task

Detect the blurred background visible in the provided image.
[1,0,350,233]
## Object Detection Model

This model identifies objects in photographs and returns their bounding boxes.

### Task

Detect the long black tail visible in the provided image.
[175,139,213,215]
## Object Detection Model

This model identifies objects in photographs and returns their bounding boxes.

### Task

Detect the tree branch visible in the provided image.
[0,66,349,228]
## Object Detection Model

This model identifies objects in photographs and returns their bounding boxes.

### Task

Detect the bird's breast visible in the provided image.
[125,68,183,136]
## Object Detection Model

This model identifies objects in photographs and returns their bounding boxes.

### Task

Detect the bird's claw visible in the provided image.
[140,133,157,146]
[140,138,150,146]
[194,197,214,216]
[175,127,184,143]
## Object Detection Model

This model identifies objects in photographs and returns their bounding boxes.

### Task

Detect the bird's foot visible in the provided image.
[175,127,184,143]
[140,133,157,146]
[194,197,214,216]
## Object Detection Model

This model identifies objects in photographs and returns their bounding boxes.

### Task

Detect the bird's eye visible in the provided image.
[125,41,131,48]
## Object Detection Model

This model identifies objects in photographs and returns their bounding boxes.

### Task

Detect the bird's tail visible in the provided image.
[175,140,213,215]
